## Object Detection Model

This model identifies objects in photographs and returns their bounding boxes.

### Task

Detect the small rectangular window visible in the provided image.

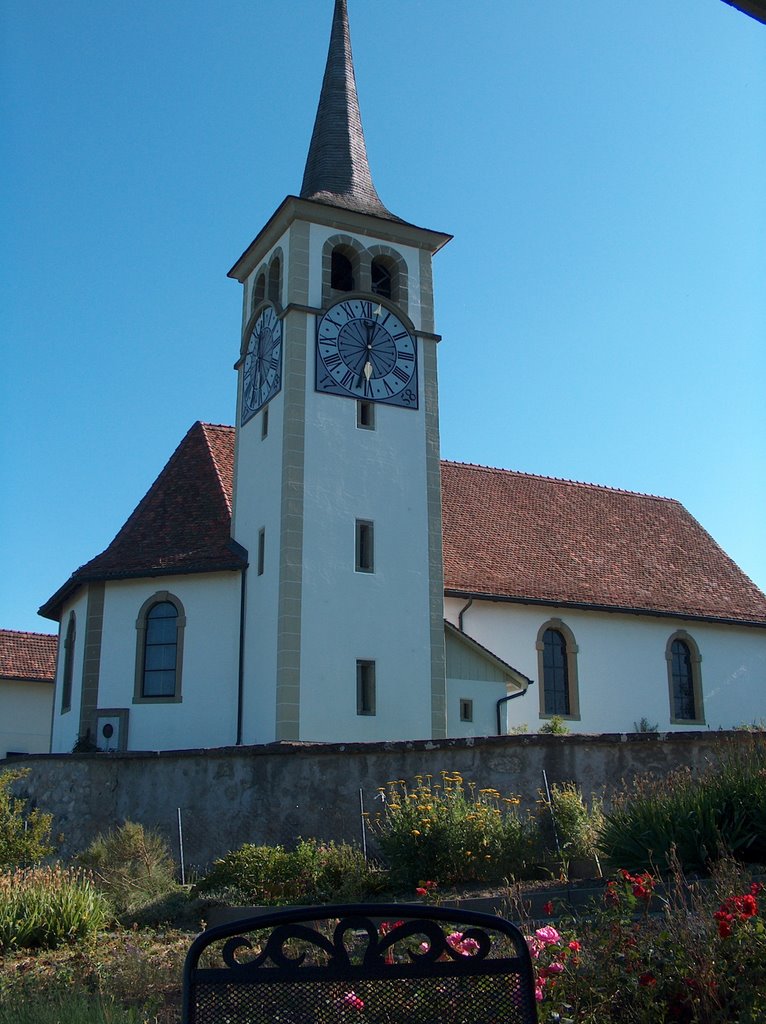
[460,698,473,723]
[261,406,269,440]
[357,660,376,716]
[357,400,375,430]
[355,520,374,573]
[257,528,265,576]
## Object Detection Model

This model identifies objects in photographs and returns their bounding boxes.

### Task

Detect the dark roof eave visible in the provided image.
[39,551,249,622]
[444,588,766,630]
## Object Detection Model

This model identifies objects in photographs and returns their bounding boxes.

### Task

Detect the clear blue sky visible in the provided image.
[2,1,764,636]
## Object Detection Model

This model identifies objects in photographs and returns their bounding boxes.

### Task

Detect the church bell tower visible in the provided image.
[228,0,451,743]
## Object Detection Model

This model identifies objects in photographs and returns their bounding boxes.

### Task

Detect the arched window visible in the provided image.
[536,619,580,721]
[61,611,76,713]
[666,631,703,723]
[371,257,392,299]
[331,249,354,291]
[268,256,281,304]
[252,272,266,311]
[134,593,185,702]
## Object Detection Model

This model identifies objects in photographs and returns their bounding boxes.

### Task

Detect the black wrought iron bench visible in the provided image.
[182,902,538,1023]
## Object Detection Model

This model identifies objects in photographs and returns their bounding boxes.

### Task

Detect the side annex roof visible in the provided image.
[0,630,57,683]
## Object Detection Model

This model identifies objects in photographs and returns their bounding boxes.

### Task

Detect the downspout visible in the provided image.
[236,566,247,745]
[496,681,534,736]
[457,598,473,632]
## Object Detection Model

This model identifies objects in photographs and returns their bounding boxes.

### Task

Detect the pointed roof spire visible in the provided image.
[300,0,398,220]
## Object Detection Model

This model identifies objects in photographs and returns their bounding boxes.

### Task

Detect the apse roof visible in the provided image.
[39,424,766,628]
[0,630,57,683]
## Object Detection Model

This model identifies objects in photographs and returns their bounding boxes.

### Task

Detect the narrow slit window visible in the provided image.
[356,660,376,716]
[257,528,266,576]
[261,406,269,440]
[142,602,178,698]
[61,612,76,712]
[357,400,375,430]
[460,698,473,723]
[355,520,374,573]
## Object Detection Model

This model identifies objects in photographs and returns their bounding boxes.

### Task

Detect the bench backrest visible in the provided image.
[182,902,538,1023]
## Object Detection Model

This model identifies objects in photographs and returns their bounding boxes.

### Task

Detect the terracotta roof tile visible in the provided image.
[38,425,766,628]
[0,630,57,683]
[441,461,766,625]
[39,422,246,619]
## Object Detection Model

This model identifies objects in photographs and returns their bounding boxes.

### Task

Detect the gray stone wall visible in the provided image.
[4,731,754,869]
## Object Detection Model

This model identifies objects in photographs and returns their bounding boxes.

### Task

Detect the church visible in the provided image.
[32,0,766,754]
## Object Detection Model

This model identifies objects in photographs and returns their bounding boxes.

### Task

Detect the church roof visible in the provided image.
[39,423,246,620]
[300,0,399,221]
[441,461,766,626]
[39,425,766,628]
[0,630,57,683]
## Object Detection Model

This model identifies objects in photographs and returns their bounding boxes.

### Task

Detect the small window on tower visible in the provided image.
[257,528,265,576]
[356,660,376,716]
[460,698,474,723]
[371,257,392,299]
[331,250,354,291]
[355,520,374,573]
[261,406,269,440]
[357,400,375,430]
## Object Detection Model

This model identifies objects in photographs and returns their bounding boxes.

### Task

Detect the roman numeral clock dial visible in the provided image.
[241,304,283,425]
[315,299,418,408]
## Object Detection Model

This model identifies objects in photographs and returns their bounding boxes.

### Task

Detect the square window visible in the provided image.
[355,520,374,573]
[460,698,473,723]
[357,400,375,430]
[357,660,376,716]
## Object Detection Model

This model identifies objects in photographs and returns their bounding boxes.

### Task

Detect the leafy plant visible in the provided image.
[0,768,54,869]
[370,772,539,886]
[0,865,109,951]
[77,821,178,915]
[539,716,570,735]
[542,782,603,861]
[633,717,659,733]
[194,838,377,906]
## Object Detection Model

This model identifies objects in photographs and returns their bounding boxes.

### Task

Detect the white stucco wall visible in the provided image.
[0,679,53,757]
[445,677,509,738]
[444,597,766,734]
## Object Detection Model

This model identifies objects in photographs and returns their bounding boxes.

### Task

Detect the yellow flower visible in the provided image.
[411,829,421,836]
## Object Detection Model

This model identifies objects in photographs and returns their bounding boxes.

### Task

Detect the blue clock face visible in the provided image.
[241,304,282,425]
[315,299,418,408]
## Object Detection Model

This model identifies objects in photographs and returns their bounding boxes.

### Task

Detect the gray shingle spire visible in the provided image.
[300,0,397,220]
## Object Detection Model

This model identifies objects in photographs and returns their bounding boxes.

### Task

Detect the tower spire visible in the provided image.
[300,0,397,220]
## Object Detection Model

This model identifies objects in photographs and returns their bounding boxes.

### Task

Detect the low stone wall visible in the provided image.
[4,731,755,869]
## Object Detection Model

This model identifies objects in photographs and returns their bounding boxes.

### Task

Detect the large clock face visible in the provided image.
[241,304,283,425]
[315,298,418,408]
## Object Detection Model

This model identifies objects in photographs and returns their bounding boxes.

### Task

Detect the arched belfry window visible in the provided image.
[666,631,703,723]
[134,592,186,703]
[536,619,580,721]
[371,257,392,299]
[268,255,281,304]
[331,250,354,291]
[61,611,76,713]
[252,272,266,312]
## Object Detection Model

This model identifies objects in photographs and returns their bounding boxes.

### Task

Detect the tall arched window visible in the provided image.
[666,631,703,723]
[134,592,185,702]
[536,619,580,721]
[252,272,266,312]
[268,256,281,304]
[331,249,354,291]
[61,611,76,712]
[371,256,392,299]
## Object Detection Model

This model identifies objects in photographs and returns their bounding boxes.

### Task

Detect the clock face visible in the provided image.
[241,304,283,425]
[315,298,418,408]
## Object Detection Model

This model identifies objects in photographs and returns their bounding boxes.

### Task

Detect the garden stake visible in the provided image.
[359,789,368,862]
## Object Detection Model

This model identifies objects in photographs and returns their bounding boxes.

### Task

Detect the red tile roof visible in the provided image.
[441,461,766,625]
[0,630,57,683]
[38,424,766,627]
[39,423,246,620]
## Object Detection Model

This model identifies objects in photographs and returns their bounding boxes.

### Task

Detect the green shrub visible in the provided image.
[195,838,377,906]
[77,821,178,914]
[542,781,603,861]
[370,772,539,887]
[539,716,570,735]
[0,865,109,951]
[599,738,766,873]
[0,768,54,869]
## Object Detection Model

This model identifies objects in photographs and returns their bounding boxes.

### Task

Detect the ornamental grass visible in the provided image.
[0,865,109,951]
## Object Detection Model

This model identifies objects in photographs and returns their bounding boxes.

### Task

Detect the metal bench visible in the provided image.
[182,902,538,1023]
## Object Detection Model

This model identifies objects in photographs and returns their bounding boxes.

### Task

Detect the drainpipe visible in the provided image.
[496,681,534,736]
[236,567,247,745]
[457,598,473,632]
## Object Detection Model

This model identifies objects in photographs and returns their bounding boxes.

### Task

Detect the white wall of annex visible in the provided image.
[0,679,53,757]
[301,307,434,740]
[445,677,507,738]
[50,589,88,753]
[97,573,241,751]
[444,598,766,733]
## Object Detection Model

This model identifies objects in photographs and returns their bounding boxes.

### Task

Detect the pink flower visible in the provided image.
[546,961,564,974]
[568,940,581,952]
[534,984,545,1002]
[534,925,561,946]
[525,936,540,959]
[343,992,364,1010]
[415,887,428,896]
